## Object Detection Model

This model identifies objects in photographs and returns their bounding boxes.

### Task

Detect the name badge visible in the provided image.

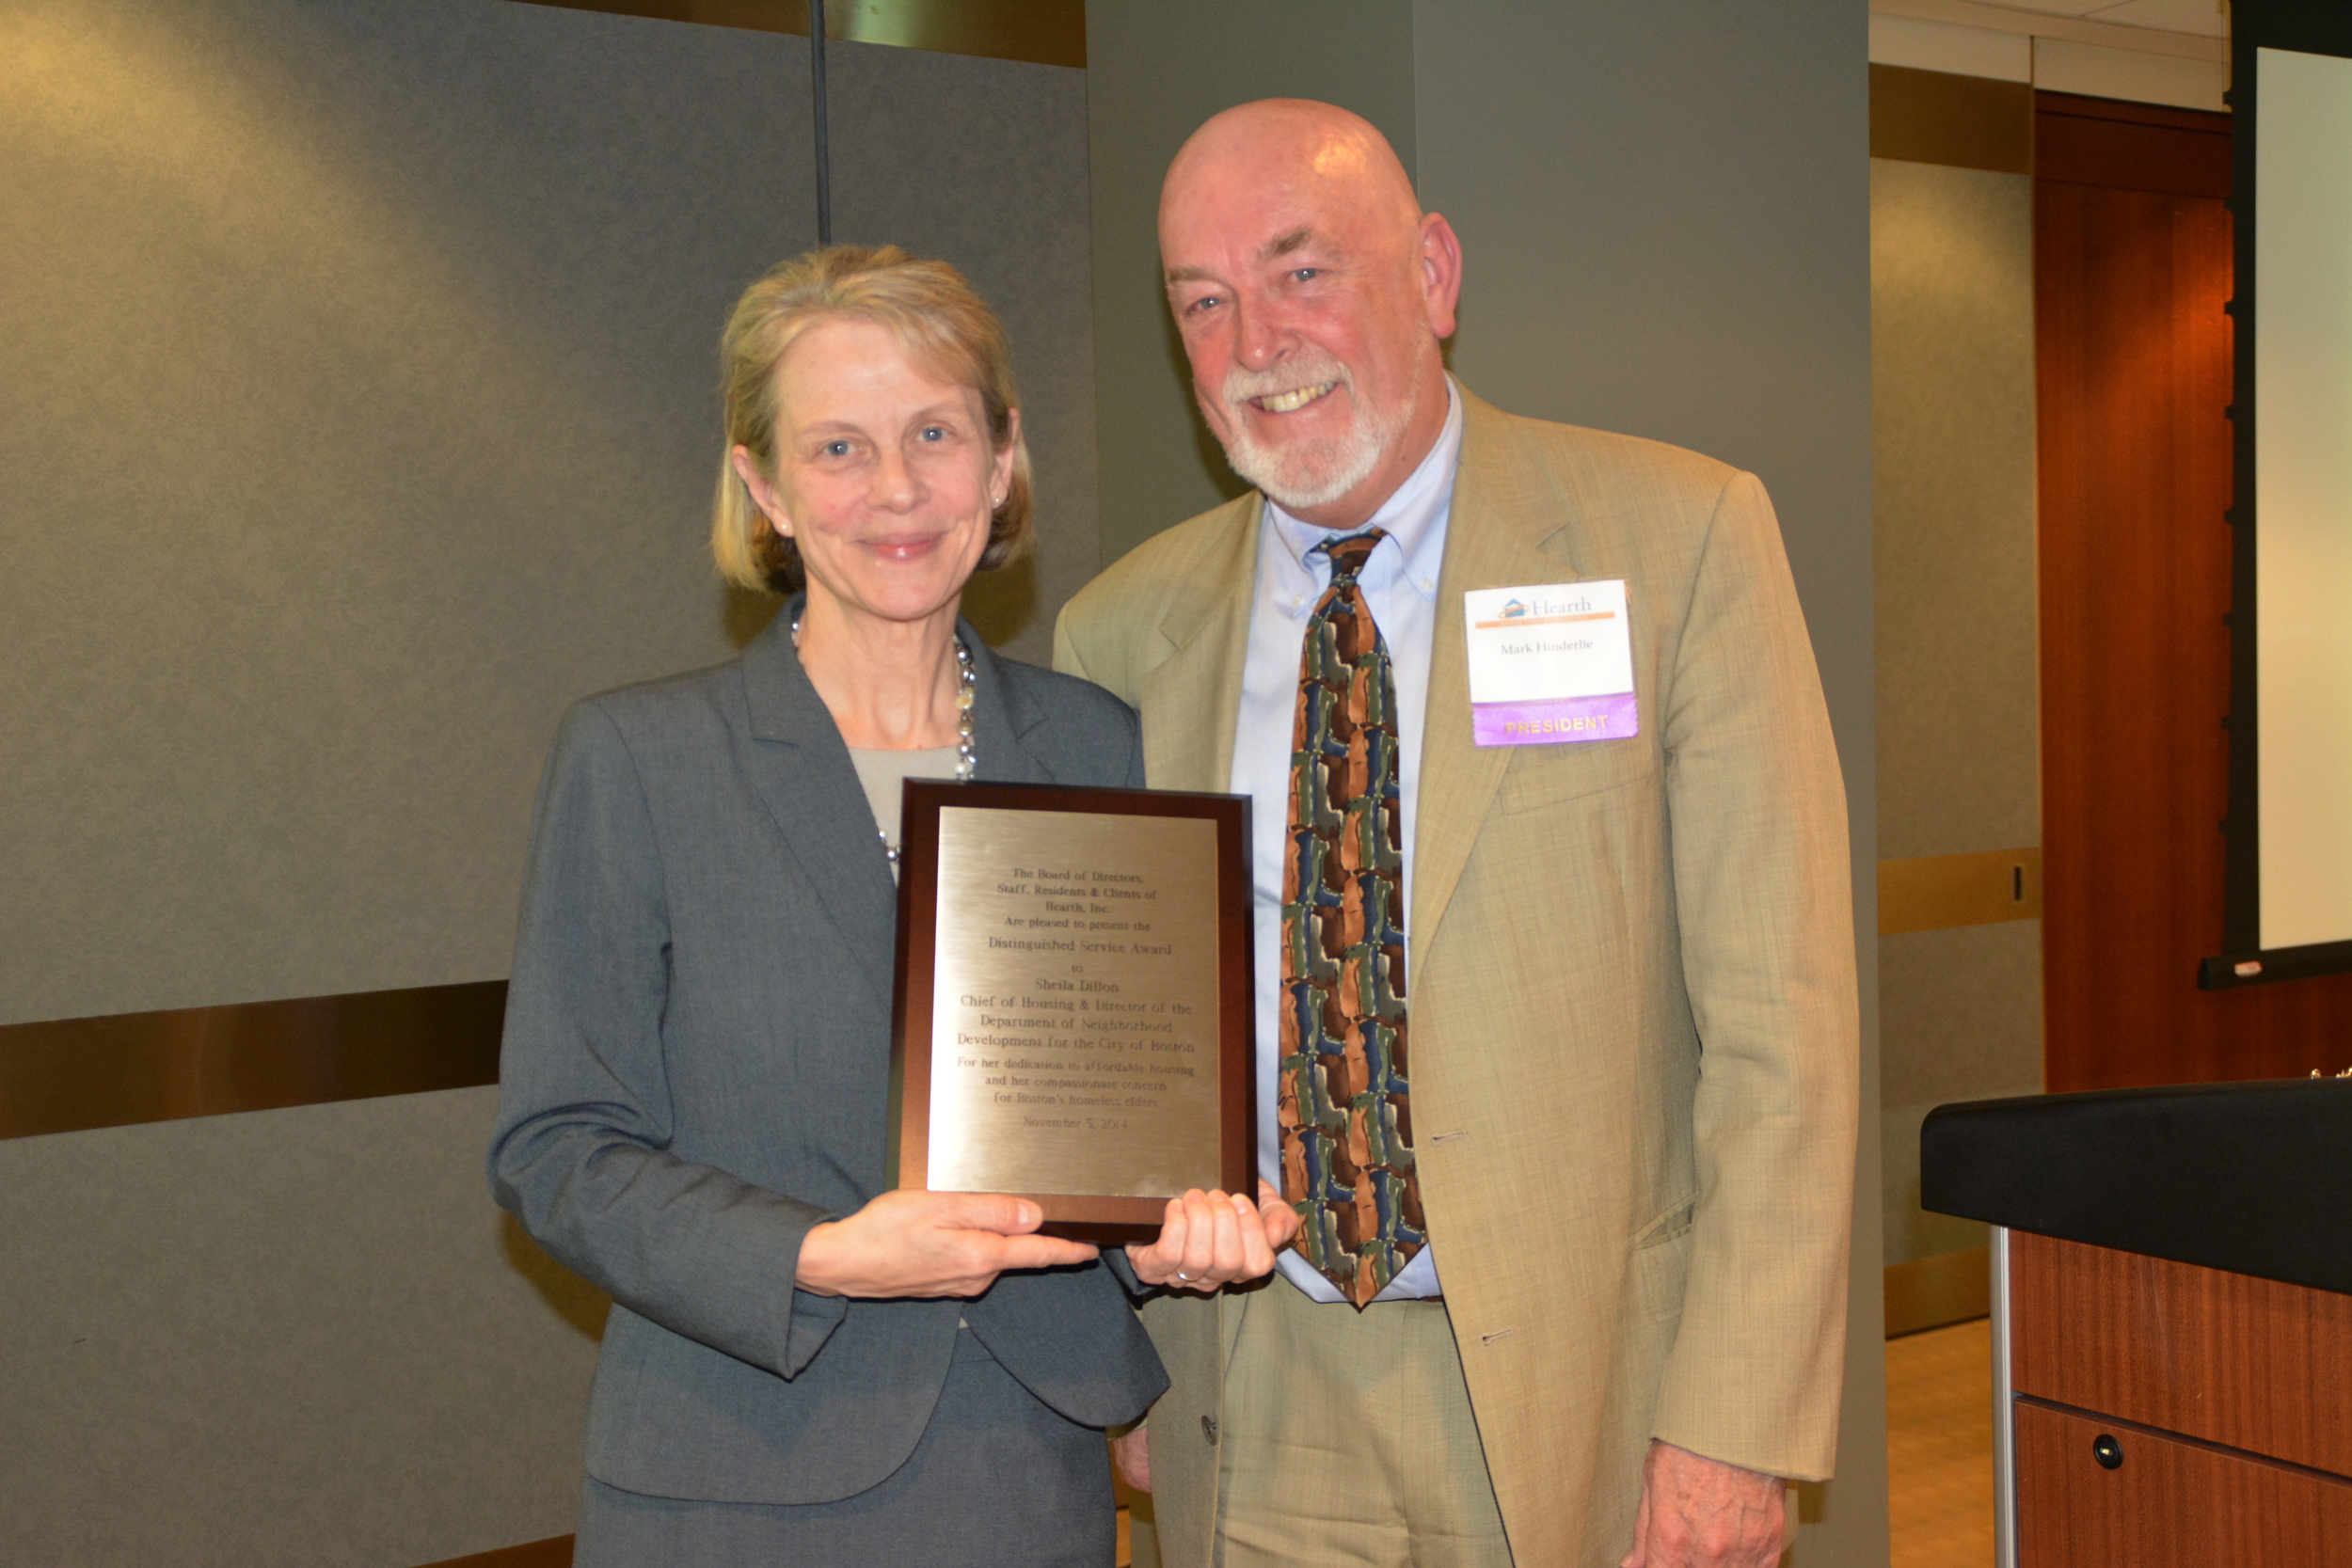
[1464,580,1637,746]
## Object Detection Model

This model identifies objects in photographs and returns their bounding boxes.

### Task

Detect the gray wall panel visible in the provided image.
[1880,922,2044,1262]
[825,41,1096,662]
[0,1088,605,1568]
[1,8,737,1555]
[1868,157,2043,1268]
[0,0,814,1027]
[0,4,1106,1561]
[1410,4,1884,1561]
[1872,160,2040,862]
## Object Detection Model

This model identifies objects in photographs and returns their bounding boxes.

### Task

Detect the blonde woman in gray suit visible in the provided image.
[490,246,1296,1567]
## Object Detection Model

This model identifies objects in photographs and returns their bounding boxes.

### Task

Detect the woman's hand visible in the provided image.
[1124,1180,1301,1291]
[1111,1426,1152,1493]
[795,1190,1099,1298]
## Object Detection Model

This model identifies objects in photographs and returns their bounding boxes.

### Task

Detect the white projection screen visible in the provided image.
[2254,46,2352,954]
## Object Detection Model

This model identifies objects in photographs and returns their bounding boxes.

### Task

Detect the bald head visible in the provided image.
[1162,100,1422,250]
[1156,100,1461,530]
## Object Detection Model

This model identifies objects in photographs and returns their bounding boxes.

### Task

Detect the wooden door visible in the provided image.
[2036,91,2352,1089]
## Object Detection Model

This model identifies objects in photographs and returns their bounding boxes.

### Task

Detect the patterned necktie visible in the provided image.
[1279,529,1423,1307]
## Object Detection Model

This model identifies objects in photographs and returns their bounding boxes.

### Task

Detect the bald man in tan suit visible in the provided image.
[1054,102,1857,1568]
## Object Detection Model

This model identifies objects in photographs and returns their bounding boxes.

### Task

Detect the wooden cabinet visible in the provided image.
[2015,1401,2352,1566]
[2008,1231,2352,1566]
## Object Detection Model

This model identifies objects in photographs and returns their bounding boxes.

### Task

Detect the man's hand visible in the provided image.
[795,1190,1098,1298]
[1620,1439,1788,1568]
[1124,1180,1302,1290]
[1111,1425,1152,1493]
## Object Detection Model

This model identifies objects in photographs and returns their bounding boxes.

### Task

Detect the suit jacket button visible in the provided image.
[1200,1415,1218,1445]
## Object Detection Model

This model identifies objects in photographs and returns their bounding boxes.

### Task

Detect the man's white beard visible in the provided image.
[1213,356,1416,514]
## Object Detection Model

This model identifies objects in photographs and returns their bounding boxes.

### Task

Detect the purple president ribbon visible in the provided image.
[1471,690,1640,747]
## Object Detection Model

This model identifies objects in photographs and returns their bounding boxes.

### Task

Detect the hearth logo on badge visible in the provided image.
[1462,579,1637,747]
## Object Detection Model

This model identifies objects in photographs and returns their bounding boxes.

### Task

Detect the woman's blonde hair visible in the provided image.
[711,245,1033,594]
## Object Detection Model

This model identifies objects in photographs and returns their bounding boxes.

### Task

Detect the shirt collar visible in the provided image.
[1263,376,1462,599]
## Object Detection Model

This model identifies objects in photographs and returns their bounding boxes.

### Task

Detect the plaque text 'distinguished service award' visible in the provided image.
[888,782,1255,1243]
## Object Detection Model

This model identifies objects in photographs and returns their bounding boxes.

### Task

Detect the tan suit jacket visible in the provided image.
[1054,388,1858,1567]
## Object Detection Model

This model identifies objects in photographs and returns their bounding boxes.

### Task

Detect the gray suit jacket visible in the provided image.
[489,606,1168,1505]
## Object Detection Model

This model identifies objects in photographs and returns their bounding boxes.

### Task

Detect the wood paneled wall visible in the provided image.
[2036,93,2352,1090]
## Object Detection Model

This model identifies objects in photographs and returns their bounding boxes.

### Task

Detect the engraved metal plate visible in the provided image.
[889,782,1254,1242]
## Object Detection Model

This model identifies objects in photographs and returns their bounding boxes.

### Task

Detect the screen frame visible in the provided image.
[2206,0,2352,989]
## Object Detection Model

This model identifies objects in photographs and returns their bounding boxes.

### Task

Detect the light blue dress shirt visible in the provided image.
[1232,379,1464,1304]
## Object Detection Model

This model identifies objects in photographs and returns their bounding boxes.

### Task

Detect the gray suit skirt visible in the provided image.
[573,1327,1116,1567]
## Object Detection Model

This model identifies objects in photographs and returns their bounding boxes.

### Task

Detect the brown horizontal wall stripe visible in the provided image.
[505,0,1086,68]
[417,1536,574,1568]
[1870,63,2033,175]
[1879,847,2043,936]
[0,980,506,1141]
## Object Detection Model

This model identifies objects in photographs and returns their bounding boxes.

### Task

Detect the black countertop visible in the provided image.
[1921,1077,2352,1295]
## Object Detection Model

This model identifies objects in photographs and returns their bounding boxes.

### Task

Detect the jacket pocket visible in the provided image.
[1631,1198,1695,1251]
[1491,741,1656,816]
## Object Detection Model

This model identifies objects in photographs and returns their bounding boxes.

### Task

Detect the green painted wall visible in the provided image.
[1412,9,1883,1561]
[1086,4,1885,1562]
[1084,0,1418,567]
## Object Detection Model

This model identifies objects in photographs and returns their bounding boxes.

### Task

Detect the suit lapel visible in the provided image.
[735,608,897,1010]
[962,625,1054,784]
[736,612,1057,1013]
[1411,394,1586,967]
[1118,420,1576,987]
[1138,498,1261,793]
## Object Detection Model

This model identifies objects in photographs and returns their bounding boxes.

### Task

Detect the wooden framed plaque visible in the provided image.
[888,781,1256,1243]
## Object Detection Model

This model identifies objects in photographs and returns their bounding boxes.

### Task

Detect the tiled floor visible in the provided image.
[1887,1317,1996,1568]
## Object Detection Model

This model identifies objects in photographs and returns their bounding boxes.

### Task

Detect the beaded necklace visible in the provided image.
[793,614,977,864]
